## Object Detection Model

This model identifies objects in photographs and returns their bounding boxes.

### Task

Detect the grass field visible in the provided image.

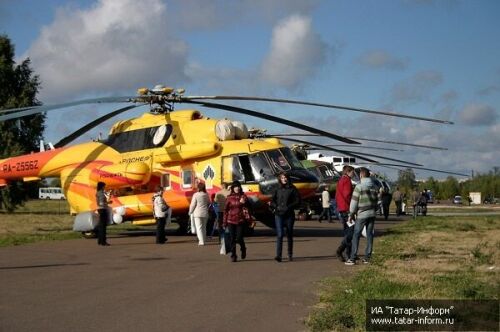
[306,215,500,331]
[0,200,154,247]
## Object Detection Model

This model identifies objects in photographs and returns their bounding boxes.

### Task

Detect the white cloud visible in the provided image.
[458,104,498,126]
[356,50,408,71]
[260,14,327,91]
[25,0,189,102]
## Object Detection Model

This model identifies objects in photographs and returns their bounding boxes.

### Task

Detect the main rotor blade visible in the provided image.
[274,136,422,166]
[357,163,469,177]
[347,136,448,151]
[320,145,402,152]
[188,101,360,145]
[0,105,38,114]
[275,137,378,163]
[0,96,137,121]
[269,133,447,150]
[54,104,145,148]
[182,95,454,124]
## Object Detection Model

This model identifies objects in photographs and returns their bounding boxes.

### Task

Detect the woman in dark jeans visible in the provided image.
[270,172,301,262]
[223,181,250,262]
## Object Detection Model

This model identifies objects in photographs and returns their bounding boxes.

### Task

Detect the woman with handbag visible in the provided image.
[223,180,251,262]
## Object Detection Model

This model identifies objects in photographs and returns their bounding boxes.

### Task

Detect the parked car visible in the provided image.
[453,195,463,204]
[483,196,499,204]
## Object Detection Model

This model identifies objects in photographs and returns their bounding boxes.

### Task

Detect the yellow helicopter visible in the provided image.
[0,86,453,234]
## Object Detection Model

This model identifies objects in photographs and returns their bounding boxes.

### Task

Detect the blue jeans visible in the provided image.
[275,214,294,258]
[350,217,375,261]
[337,212,353,257]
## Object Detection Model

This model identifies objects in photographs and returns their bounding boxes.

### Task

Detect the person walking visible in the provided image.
[152,186,170,244]
[223,181,250,262]
[380,186,392,220]
[335,165,355,261]
[270,172,301,262]
[411,188,420,218]
[345,168,379,265]
[189,182,210,245]
[393,187,403,216]
[95,181,110,246]
[318,187,332,223]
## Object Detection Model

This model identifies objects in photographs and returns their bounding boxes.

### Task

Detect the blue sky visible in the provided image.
[1,0,499,180]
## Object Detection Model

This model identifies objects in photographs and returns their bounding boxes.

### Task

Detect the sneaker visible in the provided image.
[241,249,246,260]
[345,259,355,266]
[274,256,282,262]
[362,258,370,264]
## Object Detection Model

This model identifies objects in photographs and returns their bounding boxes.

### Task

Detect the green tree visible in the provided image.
[396,168,417,195]
[440,176,460,200]
[0,35,44,211]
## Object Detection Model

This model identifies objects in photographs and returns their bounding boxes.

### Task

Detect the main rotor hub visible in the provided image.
[135,85,185,113]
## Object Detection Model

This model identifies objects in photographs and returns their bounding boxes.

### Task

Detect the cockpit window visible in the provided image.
[249,152,272,181]
[265,149,291,172]
[280,148,304,169]
[222,153,273,183]
[317,165,335,179]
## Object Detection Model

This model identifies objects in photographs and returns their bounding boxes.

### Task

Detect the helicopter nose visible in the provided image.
[258,169,319,196]
[288,169,320,199]
[288,169,319,184]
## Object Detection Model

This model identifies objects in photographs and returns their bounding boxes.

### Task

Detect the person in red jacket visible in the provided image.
[223,181,250,262]
[335,165,355,261]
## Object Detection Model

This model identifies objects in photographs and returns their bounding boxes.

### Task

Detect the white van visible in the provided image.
[39,187,65,200]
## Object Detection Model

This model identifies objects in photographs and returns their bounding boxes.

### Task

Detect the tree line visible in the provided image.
[396,167,499,202]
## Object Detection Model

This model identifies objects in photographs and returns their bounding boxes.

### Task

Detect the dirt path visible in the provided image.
[0,218,403,332]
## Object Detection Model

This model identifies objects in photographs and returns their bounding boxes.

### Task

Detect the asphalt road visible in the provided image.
[0,217,404,332]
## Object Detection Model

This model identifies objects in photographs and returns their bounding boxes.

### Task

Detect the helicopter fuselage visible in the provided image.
[0,110,319,230]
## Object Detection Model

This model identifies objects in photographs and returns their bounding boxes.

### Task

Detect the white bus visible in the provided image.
[39,187,65,200]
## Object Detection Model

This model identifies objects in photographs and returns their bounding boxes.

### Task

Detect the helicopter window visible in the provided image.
[238,155,255,182]
[103,124,173,152]
[231,158,245,182]
[333,157,342,163]
[249,152,272,181]
[182,169,193,189]
[265,149,291,172]
[317,165,333,179]
[280,148,304,169]
[222,156,244,183]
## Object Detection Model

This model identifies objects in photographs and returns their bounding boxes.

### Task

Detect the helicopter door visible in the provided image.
[222,155,259,184]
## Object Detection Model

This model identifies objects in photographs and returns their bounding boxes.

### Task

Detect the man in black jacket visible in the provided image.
[270,172,301,262]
